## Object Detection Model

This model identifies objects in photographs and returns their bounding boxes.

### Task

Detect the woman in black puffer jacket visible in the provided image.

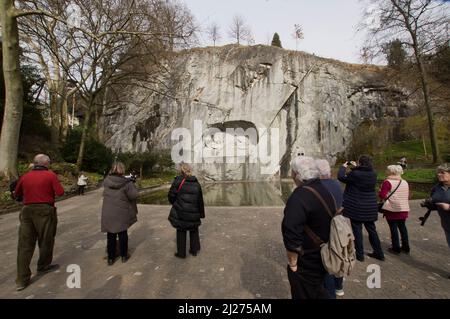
[168,163,205,258]
[338,155,384,262]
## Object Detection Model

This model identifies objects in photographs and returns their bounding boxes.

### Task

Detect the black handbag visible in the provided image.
[168,178,186,227]
[378,180,402,213]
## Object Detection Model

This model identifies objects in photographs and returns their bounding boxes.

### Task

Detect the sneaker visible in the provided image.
[37,264,60,275]
[356,255,365,262]
[107,259,115,266]
[174,253,186,259]
[367,252,385,261]
[335,289,345,297]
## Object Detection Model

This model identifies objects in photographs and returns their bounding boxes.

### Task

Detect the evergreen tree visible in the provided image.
[271,33,282,48]
[385,39,407,70]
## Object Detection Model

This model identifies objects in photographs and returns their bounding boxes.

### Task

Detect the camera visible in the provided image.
[420,198,437,211]
[419,198,437,226]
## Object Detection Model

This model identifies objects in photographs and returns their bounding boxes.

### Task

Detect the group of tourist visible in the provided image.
[10,152,450,298]
[282,154,450,299]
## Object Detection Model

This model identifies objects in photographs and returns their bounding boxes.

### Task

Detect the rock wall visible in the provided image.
[102,45,417,180]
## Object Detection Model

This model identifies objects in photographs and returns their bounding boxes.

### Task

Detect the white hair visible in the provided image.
[387,164,403,176]
[291,156,320,182]
[315,159,331,178]
[33,154,51,167]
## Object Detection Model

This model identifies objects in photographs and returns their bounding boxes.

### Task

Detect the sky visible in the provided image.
[181,0,370,64]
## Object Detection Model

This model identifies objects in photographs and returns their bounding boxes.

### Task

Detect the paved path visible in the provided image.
[0,188,449,299]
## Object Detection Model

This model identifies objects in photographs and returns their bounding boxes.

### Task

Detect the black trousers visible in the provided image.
[351,220,384,259]
[287,265,329,299]
[107,231,128,259]
[176,228,200,257]
[78,185,85,195]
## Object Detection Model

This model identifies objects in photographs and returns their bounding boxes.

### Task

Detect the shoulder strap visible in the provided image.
[386,180,402,201]
[303,225,324,246]
[303,186,336,218]
[302,185,337,247]
[177,178,186,192]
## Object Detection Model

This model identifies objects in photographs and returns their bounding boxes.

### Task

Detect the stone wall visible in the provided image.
[102,45,418,180]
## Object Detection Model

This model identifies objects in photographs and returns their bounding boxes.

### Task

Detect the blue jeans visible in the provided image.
[324,274,344,299]
[351,220,384,259]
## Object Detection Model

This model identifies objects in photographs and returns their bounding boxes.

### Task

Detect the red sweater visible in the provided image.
[15,168,64,205]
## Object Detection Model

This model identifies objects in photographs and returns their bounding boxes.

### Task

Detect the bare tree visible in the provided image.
[247,34,255,45]
[292,24,304,50]
[228,14,252,45]
[0,0,198,178]
[62,0,196,168]
[359,0,449,163]
[19,0,82,146]
[206,22,221,46]
[149,0,198,51]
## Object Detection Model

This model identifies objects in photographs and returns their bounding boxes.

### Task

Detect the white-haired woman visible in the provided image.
[281,156,336,299]
[378,165,410,254]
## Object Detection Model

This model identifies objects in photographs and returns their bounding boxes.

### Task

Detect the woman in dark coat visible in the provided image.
[168,163,205,258]
[101,162,138,265]
[338,155,384,262]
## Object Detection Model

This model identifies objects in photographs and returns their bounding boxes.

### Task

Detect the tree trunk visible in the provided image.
[421,133,427,159]
[94,95,99,140]
[49,91,61,146]
[0,0,23,181]
[60,95,69,143]
[59,90,69,143]
[76,103,91,169]
[98,86,108,142]
[412,45,441,163]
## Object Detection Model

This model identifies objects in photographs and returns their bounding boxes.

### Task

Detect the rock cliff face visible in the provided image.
[103,45,417,180]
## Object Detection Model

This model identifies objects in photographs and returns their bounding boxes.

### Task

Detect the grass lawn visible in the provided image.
[373,139,449,167]
[137,171,177,189]
[376,168,437,183]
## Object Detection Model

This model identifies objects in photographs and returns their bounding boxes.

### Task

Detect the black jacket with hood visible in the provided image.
[168,175,205,230]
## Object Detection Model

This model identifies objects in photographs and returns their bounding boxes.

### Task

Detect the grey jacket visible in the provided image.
[101,175,138,233]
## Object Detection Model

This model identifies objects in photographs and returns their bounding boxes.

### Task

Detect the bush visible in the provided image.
[117,150,175,178]
[49,162,79,176]
[61,129,114,174]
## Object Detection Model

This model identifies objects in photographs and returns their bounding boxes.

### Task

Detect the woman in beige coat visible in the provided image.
[101,162,138,265]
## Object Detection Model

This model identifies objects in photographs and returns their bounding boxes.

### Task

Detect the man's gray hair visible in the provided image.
[33,154,51,167]
[437,163,450,173]
[291,156,320,182]
[315,159,331,178]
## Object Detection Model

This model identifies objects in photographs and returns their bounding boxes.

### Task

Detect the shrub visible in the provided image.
[49,162,79,176]
[61,129,114,174]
